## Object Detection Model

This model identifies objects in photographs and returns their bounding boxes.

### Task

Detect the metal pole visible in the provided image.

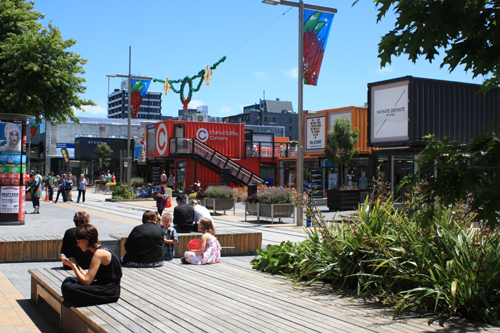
[127,46,132,187]
[296,0,304,226]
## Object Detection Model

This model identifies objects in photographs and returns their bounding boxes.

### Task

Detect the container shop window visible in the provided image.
[393,155,415,202]
[346,157,369,189]
[260,164,276,187]
[176,161,186,193]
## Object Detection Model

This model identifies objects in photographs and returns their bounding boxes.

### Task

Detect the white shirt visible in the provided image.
[194,205,212,223]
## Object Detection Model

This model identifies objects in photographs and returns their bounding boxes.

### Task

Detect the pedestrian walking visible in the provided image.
[54,174,68,203]
[66,173,74,202]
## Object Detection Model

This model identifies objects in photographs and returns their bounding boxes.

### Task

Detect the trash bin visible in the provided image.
[248,183,257,197]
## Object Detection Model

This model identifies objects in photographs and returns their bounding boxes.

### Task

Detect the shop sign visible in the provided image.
[370,81,409,143]
[196,127,239,142]
[156,123,168,155]
[328,173,337,189]
[328,111,351,131]
[305,116,325,151]
[0,186,20,214]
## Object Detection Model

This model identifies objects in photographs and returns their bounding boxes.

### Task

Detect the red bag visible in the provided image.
[188,239,201,250]
[165,196,172,208]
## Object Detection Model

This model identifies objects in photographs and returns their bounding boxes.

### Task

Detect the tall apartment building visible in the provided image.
[108,79,162,120]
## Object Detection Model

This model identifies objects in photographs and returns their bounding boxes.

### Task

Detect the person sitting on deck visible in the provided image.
[60,211,94,270]
[173,194,195,233]
[182,218,221,265]
[189,199,212,231]
[121,210,165,267]
[60,224,122,308]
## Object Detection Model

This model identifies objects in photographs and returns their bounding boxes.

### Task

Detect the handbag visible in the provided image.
[165,196,172,208]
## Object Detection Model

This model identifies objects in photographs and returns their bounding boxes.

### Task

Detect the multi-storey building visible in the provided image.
[108,79,162,120]
[222,98,298,140]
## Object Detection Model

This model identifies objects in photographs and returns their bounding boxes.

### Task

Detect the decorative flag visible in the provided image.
[130,79,151,119]
[29,120,40,141]
[303,10,335,86]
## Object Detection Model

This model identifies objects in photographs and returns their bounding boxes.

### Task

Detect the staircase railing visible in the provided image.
[169,138,264,186]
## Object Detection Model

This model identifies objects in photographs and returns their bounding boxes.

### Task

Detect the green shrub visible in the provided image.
[130,177,145,187]
[205,186,234,199]
[257,187,293,204]
[112,185,136,199]
[252,192,500,326]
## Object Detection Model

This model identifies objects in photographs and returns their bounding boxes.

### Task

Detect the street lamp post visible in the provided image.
[107,46,152,187]
[263,0,337,226]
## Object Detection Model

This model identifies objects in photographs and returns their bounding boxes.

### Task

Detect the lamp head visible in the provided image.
[262,0,280,4]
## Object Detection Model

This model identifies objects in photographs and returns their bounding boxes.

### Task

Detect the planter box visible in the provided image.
[260,203,294,218]
[246,203,258,215]
[327,189,362,211]
[203,198,235,215]
[245,203,295,224]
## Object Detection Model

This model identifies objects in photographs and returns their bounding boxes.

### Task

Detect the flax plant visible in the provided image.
[252,186,500,326]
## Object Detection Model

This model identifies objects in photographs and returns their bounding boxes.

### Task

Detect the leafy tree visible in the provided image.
[368,0,500,226]
[94,143,113,170]
[324,117,359,187]
[0,0,94,123]
[402,129,500,229]
[373,0,500,92]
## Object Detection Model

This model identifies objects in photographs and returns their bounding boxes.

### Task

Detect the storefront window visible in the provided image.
[393,155,415,201]
[176,161,186,193]
[346,157,369,189]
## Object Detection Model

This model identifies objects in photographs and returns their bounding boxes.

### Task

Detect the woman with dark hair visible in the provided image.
[61,212,94,269]
[61,224,122,307]
[121,210,164,267]
[155,180,169,216]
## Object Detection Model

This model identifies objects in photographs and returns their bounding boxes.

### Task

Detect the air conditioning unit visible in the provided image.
[197,115,205,122]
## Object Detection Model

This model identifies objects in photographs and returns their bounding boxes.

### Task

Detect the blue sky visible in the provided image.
[33,0,484,119]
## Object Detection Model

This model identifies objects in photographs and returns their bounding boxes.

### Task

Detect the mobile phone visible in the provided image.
[61,253,67,259]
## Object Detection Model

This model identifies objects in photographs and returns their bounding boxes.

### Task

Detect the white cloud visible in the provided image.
[373,66,393,75]
[188,99,206,109]
[220,106,232,114]
[255,71,270,81]
[74,101,107,117]
[283,67,298,79]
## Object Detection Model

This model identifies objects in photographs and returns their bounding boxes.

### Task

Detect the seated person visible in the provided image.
[173,194,195,233]
[189,199,213,230]
[60,224,122,307]
[121,210,164,267]
[61,211,94,270]
[182,218,221,265]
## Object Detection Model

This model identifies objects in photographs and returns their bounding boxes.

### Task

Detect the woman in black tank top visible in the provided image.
[61,224,122,307]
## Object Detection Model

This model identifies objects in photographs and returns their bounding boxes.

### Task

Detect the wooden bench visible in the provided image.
[110,231,262,258]
[1,231,261,263]
[0,235,62,263]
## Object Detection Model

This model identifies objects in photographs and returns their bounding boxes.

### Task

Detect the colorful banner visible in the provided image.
[130,79,151,119]
[61,147,70,173]
[29,120,40,141]
[303,10,335,86]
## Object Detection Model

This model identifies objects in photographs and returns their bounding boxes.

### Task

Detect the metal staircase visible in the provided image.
[168,138,264,186]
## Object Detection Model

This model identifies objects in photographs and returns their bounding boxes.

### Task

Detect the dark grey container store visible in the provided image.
[367,76,500,147]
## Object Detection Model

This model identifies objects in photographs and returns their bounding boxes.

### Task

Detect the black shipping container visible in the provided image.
[367,76,500,147]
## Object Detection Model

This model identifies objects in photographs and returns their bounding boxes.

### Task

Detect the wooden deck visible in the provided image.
[30,256,499,333]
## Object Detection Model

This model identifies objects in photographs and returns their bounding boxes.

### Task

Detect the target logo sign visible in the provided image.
[196,128,209,142]
[156,123,168,155]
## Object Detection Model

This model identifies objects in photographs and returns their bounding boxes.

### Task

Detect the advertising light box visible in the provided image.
[370,80,409,144]
[305,115,326,153]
